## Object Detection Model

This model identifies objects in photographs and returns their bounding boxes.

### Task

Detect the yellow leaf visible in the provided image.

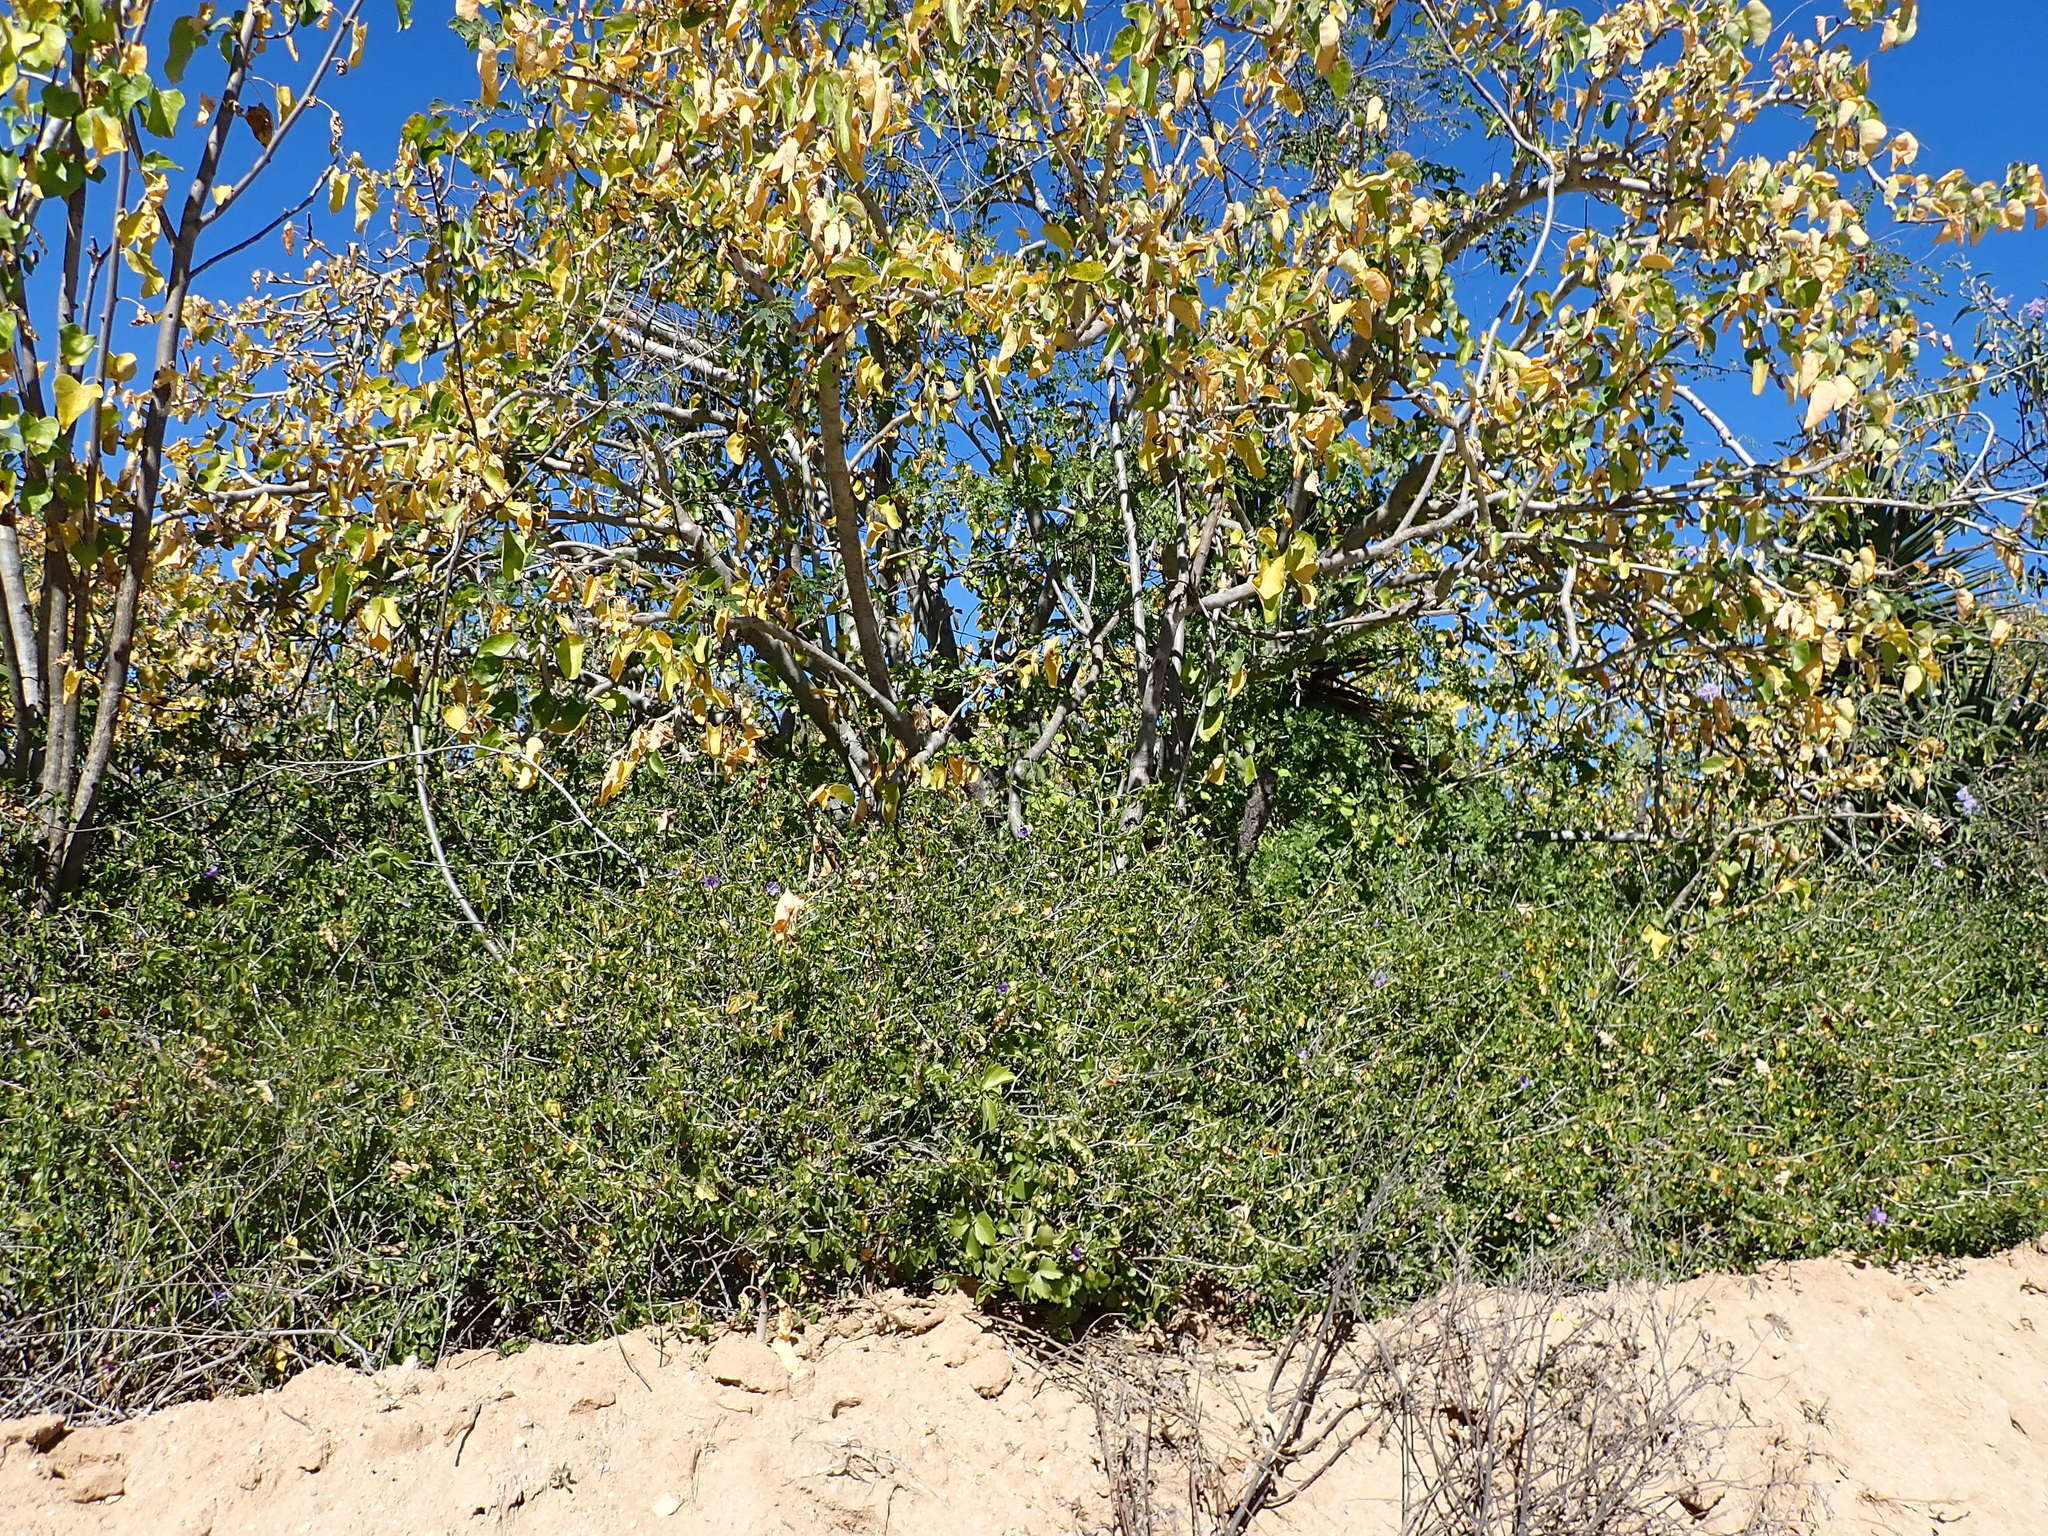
[79,108,124,159]
[1642,926,1672,960]
[771,890,811,940]
[357,593,400,638]
[54,375,101,431]
[1253,555,1288,604]
[442,702,471,733]
[595,755,635,804]
[1201,38,1225,94]
[1802,375,1854,432]
[1315,9,1341,76]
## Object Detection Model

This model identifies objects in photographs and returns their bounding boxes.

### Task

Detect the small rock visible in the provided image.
[885,1300,943,1336]
[962,1350,1013,1400]
[570,1390,617,1413]
[294,1436,331,1474]
[828,1394,864,1419]
[705,1335,790,1394]
[0,1414,67,1454]
[52,1451,126,1504]
[651,1491,684,1518]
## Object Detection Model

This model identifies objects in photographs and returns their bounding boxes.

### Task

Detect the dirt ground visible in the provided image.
[4,1244,2047,1535]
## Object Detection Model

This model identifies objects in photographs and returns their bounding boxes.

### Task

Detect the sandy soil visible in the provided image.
[4,1244,2046,1535]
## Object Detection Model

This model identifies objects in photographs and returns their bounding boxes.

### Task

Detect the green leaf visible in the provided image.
[34,149,85,198]
[499,526,528,582]
[166,16,204,83]
[978,1065,1016,1093]
[142,88,186,139]
[21,415,58,455]
[477,631,520,659]
[327,559,354,620]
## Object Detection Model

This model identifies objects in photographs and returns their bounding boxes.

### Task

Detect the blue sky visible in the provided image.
[1869,3,2048,303]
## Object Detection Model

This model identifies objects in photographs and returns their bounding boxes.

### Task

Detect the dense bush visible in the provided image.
[4,752,2047,1413]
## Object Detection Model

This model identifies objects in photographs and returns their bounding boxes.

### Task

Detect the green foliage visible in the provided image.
[6,753,2046,1412]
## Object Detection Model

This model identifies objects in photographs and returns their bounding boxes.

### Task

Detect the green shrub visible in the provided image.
[5,754,2047,1413]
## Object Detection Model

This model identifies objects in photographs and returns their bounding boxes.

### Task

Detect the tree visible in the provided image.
[0,0,382,899]
[208,0,2047,848]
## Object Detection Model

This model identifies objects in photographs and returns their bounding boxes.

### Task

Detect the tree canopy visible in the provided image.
[6,0,2048,895]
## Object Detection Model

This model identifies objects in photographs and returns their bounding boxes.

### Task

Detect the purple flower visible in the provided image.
[2022,298,2048,324]
[765,880,782,896]
[1695,680,1724,703]
[996,981,1010,995]
[1371,968,1391,989]
[1867,1205,1890,1227]
[1956,786,1983,817]
[1297,1047,1310,1063]
[1929,854,1946,869]
[702,874,720,889]
[1518,1075,1533,1090]
[203,864,222,879]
